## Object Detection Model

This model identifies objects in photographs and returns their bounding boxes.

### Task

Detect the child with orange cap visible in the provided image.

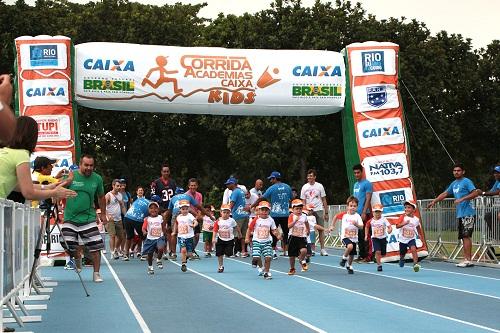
[396,200,421,272]
[287,199,310,275]
[364,204,392,271]
[212,204,239,273]
[171,199,198,272]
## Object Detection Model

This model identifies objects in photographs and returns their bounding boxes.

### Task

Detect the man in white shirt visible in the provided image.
[250,179,264,197]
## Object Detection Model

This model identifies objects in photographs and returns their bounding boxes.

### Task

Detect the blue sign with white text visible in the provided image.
[30,45,58,67]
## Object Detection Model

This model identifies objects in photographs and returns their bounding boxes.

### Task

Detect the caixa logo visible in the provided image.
[292,65,342,77]
[361,51,384,73]
[362,126,400,138]
[83,59,135,71]
[26,86,65,97]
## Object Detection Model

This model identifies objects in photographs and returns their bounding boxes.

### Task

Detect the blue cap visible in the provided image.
[495,166,500,173]
[150,195,161,203]
[224,177,237,185]
[267,171,281,179]
[175,187,185,195]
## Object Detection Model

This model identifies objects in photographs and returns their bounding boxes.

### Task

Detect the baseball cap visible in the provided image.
[291,199,304,207]
[494,166,500,173]
[267,171,281,179]
[257,201,271,209]
[404,200,417,209]
[178,199,190,208]
[33,156,56,171]
[148,201,159,208]
[175,187,185,195]
[224,177,237,185]
[150,195,161,203]
[372,204,384,212]
[220,204,231,211]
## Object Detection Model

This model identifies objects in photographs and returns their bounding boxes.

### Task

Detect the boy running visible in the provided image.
[332,196,363,274]
[304,204,327,263]
[245,201,281,280]
[364,204,392,271]
[171,200,199,272]
[141,201,166,275]
[396,200,421,272]
[212,204,239,273]
[287,199,310,275]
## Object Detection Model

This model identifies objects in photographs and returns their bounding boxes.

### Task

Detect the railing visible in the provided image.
[1,198,45,329]
[320,197,500,264]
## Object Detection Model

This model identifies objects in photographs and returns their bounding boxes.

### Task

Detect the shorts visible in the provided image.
[273,216,289,244]
[178,237,194,253]
[458,216,475,239]
[194,223,201,234]
[235,217,249,239]
[371,237,388,256]
[399,239,417,256]
[342,238,358,256]
[288,236,307,257]
[252,240,273,258]
[215,239,234,257]
[60,221,105,253]
[105,220,125,237]
[314,210,326,227]
[123,217,144,240]
[203,231,213,242]
[142,237,166,254]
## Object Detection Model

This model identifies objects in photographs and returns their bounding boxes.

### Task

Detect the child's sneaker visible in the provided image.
[121,255,130,261]
[204,252,211,258]
[340,258,347,267]
[257,267,264,276]
[305,257,310,263]
[301,261,308,272]
[169,252,177,260]
[181,263,187,272]
[241,252,249,258]
[112,250,119,260]
[320,249,328,256]
[157,260,163,269]
[263,272,272,280]
[147,266,154,275]
[377,265,383,272]
[192,251,200,260]
[413,263,420,272]
[273,250,278,260]
[136,252,142,258]
[346,266,354,274]
[399,258,405,267]
[218,266,224,273]
[141,254,148,261]
[64,259,75,270]
[288,268,296,275]
[93,272,103,282]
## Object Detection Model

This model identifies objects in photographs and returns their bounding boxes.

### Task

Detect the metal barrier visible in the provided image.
[1,198,46,329]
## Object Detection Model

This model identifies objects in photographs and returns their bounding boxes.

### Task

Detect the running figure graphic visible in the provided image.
[142,56,183,94]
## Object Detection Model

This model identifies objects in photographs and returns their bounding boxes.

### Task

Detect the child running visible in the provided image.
[202,205,215,257]
[212,204,239,273]
[141,201,166,275]
[332,196,363,274]
[172,199,198,272]
[287,199,310,275]
[304,204,327,263]
[245,201,281,280]
[396,200,421,272]
[364,204,392,271]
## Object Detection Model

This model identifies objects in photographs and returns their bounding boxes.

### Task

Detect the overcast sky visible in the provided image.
[7,0,498,49]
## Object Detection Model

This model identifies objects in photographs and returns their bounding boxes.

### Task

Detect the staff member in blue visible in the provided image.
[428,163,480,267]
[122,187,152,260]
[352,164,373,262]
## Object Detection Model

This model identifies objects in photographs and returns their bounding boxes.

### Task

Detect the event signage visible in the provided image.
[32,115,72,141]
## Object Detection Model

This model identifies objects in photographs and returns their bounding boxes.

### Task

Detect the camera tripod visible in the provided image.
[28,201,90,297]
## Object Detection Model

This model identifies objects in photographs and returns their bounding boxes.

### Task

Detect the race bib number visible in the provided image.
[292,226,305,237]
[373,225,385,238]
[402,228,415,239]
[178,224,189,235]
[345,228,358,239]
[257,226,270,239]
[202,221,212,232]
[150,227,162,237]
[219,228,230,239]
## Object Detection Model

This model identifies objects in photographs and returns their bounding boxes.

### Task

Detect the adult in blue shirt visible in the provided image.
[482,165,500,242]
[253,171,292,257]
[225,177,250,257]
[352,164,373,262]
[428,163,480,267]
[122,186,150,259]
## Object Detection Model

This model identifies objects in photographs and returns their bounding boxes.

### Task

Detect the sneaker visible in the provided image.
[235,251,241,257]
[64,259,75,270]
[169,253,177,260]
[258,267,264,276]
[340,258,347,267]
[93,272,103,283]
[413,263,420,272]
[241,252,249,258]
[320,249,328,256]
[112,251,119,260]
[181,263,187,272]
[305,257,310,263]
[204,253,211,258]
[288,268,296,275]
[102,249,107,254]
[192,252,200,260]
[163,253,169,260]
[157,260,163,269]
[218,266,224,273]
[301,261,309,272]
[377,265,383,272]
[147,266,154,275]
[456,260,474,268]
[273,251,278,260]
[121,255,130,261]
[311,251,316,257]
[136,252,142,258]
[399,258,405,267]
[117,250,124,257]
[141,255,148,261]
[347,266,354,274]
[263,272,272,280]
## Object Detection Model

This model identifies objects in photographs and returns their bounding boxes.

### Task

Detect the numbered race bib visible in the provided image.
[402,228,415,239]
[202,221,212,232]
[257,226,270,240]
[150,227,162,237]
[219,228,230,239]
[373,225,385,238]
[345,228,358,239]
[292,226,305,237]
[178,224,189,235]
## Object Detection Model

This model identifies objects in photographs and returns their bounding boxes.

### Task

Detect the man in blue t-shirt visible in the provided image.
[352,164,373,262]
[428,163,480,267]
[253,171,292,257]
[482,165,500,244]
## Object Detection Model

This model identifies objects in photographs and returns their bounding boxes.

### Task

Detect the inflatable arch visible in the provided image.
[13,35,427,261]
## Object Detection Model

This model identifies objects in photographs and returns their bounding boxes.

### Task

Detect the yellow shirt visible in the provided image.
[0,147,30,199]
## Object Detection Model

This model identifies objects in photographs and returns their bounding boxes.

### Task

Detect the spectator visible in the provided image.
[428,163,481,267]
[0,74,16,144]
[186,178,203,259]
[250,179,264,197]
[0,116,76,200]
[482,166,500,197]
[352,164,373,262]
[119,178,132,209]
[482,166,500,247]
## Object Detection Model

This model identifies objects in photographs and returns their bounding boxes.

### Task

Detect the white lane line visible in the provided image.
[169,261,326,333]
[103,255,151,333]
[229,258,500,333]
[312,261,500,300]
[325,251,500,281]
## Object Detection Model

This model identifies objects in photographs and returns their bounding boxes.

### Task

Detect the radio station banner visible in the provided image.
[343,41,427,261]
[74,42,346,116]
[14,35,80,170]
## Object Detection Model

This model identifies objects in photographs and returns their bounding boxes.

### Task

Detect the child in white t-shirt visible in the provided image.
[331,196,363,274]
[396,200,421,272]
[364,204,392,271]
[172,200,198,273]
[141,201,166,275]
[202,205,215,257]
[304,204,327,263]
[287,199,310,275]
[212,204,239,273]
